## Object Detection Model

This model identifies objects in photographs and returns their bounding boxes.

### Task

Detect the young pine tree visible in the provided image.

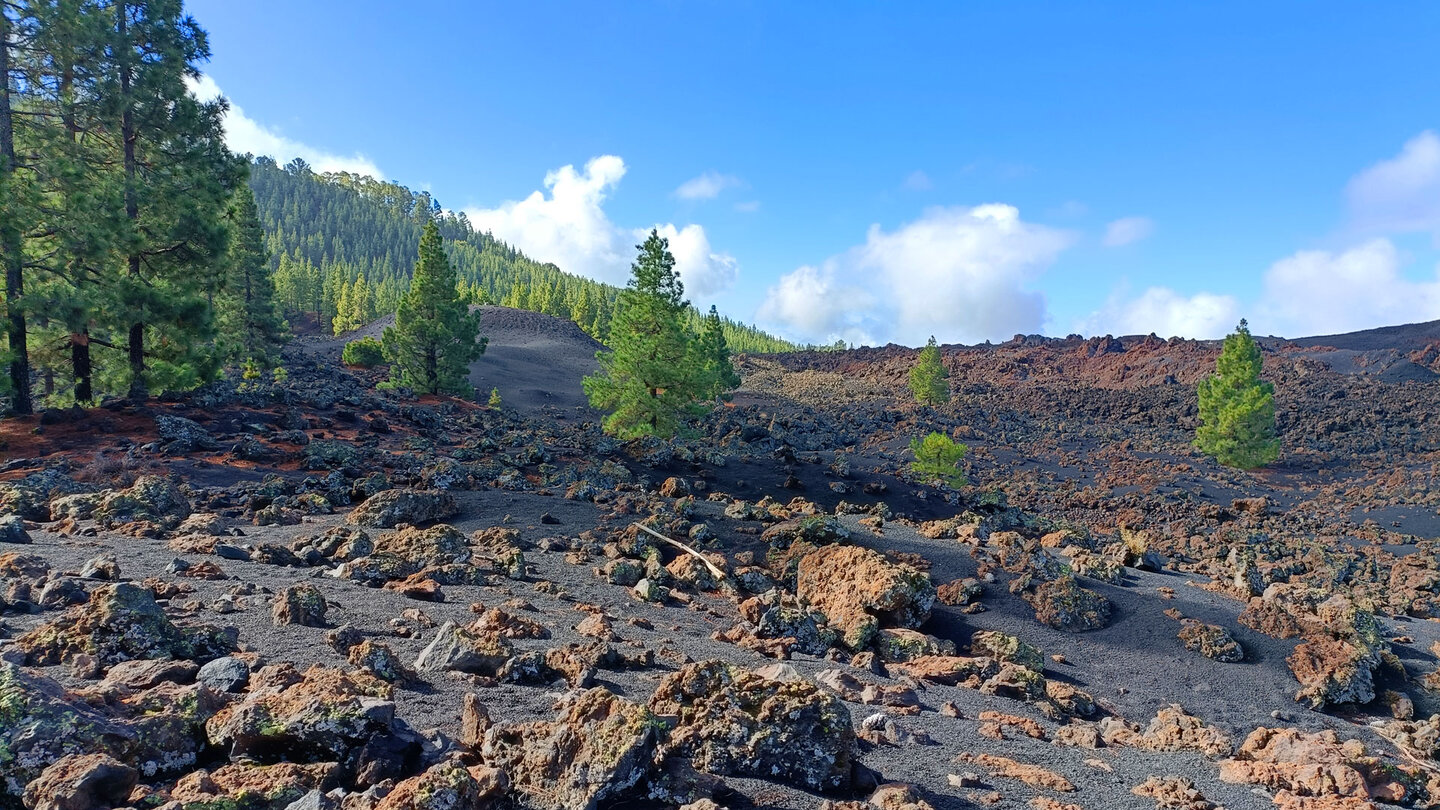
[1195,319,1279,469]
[381,221,484,395]
[694,304,741,401]
[220,185,287,366]
[583,230,700,439]
[909,336,950,405]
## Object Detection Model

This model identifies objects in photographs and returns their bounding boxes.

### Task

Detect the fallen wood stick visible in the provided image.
[632,522,728,582]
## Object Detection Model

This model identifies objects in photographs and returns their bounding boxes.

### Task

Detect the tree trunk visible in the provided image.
[57,24,92,405]
[0,4,33,415]
[118,2,144,401]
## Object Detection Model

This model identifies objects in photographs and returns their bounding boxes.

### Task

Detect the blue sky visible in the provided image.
[188,1,1440,345]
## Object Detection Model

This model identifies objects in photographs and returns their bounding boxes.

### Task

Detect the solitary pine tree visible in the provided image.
[583,230,699,439]
[695,305,741,401]
[1195,319,1279,469]
[382,221,484,395]
[909,336,950,405]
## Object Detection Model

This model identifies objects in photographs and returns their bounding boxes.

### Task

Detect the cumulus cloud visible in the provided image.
[466,156,738,297]
[1346,130,1440,240]
[1077,287,1241,339]
[643,223,739,298]
[1255,238,1440,336]
[187,75,384,178]
[758,204,1073,346]
[674,171,742,201]
[1102,216,1154,247]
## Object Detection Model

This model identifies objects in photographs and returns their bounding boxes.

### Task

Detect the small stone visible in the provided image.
[198,656,251,692]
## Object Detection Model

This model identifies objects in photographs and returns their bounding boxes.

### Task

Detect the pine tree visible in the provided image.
[1195,319,1279,469]
[381,221,484,395]
[694,304,740,401]
[0,1,31,413]
[909,336,950,405]
[107,0,242,398]
[220,185,286,366]
[583,230,702,439]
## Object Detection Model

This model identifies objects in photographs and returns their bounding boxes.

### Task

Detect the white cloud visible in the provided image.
[1077,287,1240,339]
[1347,131,1440,240]
[903,170,933,191]
[187,75,384,178]
[1102,216,1154,247]
[466,156,738,298]
[674,171,741,201]
[643,223,739,299]
[1255,238,1440,336]
[758,204,1073,346]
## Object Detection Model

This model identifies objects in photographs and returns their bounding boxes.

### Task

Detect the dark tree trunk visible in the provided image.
[0,4,33,415]
[118,3,144,401]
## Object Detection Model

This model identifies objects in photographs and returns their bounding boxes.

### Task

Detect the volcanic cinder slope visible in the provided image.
[4,308,1440,810]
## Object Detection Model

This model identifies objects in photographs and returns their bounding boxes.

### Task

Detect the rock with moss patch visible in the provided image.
[648,660,854,792]
[1178,619,1244,663]
[0,663,138,800]
[347,489,457,529]
[1023,575,1112,632]
[795,544,935,650]
[14,583,235,668]
[93,476,191,529]
[971,630,1044,671]
[480,687,658,810]
[273,584,329,627]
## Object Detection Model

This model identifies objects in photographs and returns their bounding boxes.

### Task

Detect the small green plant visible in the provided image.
[487,387,502,408]
[342,336,386,368]
[241,358,262,381]
[271,366,289,385]
[910,431,968,488]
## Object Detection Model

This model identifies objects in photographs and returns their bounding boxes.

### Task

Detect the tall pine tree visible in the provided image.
[1195,319,1279,469]
[583,230,703,439]
[219,185,286,366]
[0,1,31,413]
[381,221,484,395]
[107,0,241,399]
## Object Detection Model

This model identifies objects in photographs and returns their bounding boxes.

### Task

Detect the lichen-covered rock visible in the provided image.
[205,664,416,780]
[0,482,48,521]
[155,414,217,453]
[272,584,329,627]
[873,628,956,663]
[48,493,101,522]
[1178,619,1244,662]
[1023,575,1112,631]
[347,489,457,529]
[480,687,657,810]
[93,476,191,529]
[0,514,30,545]
[347,640,413,683]
[761,515,850,547]
[170,762,340,810]
[375,761,506,810]
[412,621,513,676]
[1218,727,1392,802]
[292,526,373,563]
[1131,775,1216,810]
[648,660,854,792]
[14,583,235,668]
[795,544,935,650]
[971,630,1044,671]
[21,753,137,810]
[339,524,480,586]
[1288,637,1379,709]
[0,662,138,800]
[890,655,999,686]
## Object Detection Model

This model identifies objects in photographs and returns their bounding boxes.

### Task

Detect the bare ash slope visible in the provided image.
[3,312,1440,810]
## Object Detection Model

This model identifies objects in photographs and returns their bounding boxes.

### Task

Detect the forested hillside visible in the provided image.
[249,158,798,353]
